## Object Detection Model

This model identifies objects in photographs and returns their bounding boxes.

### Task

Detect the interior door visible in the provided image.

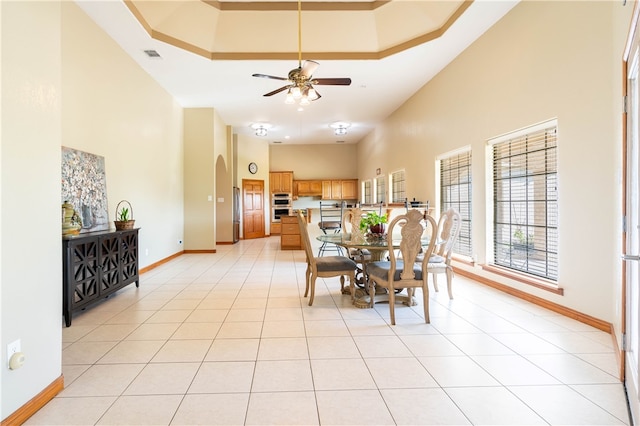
[624,8,640,423]
[243,179,265,239]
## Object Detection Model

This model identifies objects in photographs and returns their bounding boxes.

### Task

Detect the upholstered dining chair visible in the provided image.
[342,208,371,287]
[427,208,462,299]
[367,209,438,325]
[297,211,357,306]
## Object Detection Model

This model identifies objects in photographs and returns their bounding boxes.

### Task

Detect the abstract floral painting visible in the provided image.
[61,147,109,233]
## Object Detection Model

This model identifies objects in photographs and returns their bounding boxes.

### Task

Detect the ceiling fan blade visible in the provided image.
[312,77,352,86]
[253,73,288,81]
[312,89,322,101]
[263,85,291,97]
[300,60,319,77]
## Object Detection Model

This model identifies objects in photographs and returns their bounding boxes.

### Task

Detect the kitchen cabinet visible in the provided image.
[294,180,322,197]
[341,179,358,199]
[322,179,358,200]
[271,222,281,235]
[270,171,293,193]
[280,215,301,250]
[62,229,139,326]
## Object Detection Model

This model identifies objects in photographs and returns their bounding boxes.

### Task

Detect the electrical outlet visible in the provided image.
[7,339,20,367]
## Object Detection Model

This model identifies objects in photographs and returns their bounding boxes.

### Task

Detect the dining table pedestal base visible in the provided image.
[351,287,417,309]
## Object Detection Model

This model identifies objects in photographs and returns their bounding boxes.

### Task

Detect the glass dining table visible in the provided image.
[316,232,428,309]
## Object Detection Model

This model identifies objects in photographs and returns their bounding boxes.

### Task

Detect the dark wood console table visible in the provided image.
[62,228,139,326]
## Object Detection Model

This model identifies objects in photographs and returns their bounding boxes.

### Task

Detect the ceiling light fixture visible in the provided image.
[330,122,351,136]
[251,123,272,137]
[252,0,351,105]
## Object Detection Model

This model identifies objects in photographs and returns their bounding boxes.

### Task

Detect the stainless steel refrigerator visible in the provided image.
[233,186,240,243]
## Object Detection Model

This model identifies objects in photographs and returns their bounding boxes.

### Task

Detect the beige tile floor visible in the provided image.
[26,232,631,425]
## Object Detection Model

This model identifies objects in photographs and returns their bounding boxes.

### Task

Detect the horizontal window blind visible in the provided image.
[492,124,558,281]
[391,170,406,203]
[375,176,386,204]
[363,180,372,204]
[440,150,472,257]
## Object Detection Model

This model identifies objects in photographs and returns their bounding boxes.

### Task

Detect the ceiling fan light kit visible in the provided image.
[252,0,351,105]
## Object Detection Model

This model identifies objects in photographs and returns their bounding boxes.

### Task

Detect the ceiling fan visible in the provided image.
[252,0,351,104]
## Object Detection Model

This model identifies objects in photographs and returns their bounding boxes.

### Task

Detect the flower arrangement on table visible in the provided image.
[359,211,388,239]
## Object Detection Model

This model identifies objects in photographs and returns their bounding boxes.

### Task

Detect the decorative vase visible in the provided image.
[369,223,385,235]
[62,201,82,236]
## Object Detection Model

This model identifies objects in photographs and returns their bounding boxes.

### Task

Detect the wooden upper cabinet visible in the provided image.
[295,180,322,197]
[270,171,293,193]
[341,179,358,200]
[322,179,358,200]
[322,180,333,199]
[331,181,342,199]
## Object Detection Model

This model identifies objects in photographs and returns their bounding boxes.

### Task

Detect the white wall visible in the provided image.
[357,1,632,333]
[1,2,63,418]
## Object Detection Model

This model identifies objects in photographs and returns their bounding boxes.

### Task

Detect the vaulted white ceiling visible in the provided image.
[76,0,518,144]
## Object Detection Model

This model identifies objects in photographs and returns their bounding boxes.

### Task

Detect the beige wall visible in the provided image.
[270,144,358,180]
[184,108,216,250]
[237,134,271,235]
[357,1,631,333]
[2,2,185,418]
[215,126,235,244]
[62,3,184,266]
[1,2,63,418]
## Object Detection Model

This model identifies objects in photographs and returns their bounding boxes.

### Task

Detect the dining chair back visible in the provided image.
[428,208,462,299]
[367,209,438,324]
[317,201,345,256]
[297,211,357,306]
[342,208,371,288]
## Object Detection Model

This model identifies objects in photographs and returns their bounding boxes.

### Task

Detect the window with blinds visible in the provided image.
[491,122,558,281]
[391,170,406,203]
[363,180,372,204]
[375,176,386,204]
[439,150,472,257]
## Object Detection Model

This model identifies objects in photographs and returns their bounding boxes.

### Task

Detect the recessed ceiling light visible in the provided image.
[330,122,351,136]
[251,123,272,137]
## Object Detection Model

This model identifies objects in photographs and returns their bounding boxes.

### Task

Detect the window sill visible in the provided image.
[452,254,475,266]
[481,264,564,295]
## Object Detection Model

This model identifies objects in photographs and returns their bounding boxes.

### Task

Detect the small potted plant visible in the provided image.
[114,200,135,230]
[513,228,534,252]
[359,210,388,236]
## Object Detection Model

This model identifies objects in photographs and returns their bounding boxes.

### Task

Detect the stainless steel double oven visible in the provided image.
[271,192,292,222]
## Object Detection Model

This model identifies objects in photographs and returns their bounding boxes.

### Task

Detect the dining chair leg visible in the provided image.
[367,277,375,308]
[388,287,396,325]
[422,282,430,323]
[304,266,311,298]
[432,273,440,292]
[446,267,454,299]
[349,273,355,301]
[308,275,317,306]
